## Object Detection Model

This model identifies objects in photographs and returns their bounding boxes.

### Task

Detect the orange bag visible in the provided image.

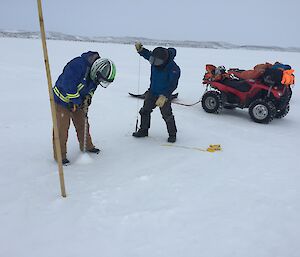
[228,63,273,80]
[281,69,295,85]
[203,64,216,81]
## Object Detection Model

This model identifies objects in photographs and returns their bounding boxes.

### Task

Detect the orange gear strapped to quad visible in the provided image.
[201,63,295,124]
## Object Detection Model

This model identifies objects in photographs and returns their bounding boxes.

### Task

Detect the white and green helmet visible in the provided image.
[90,58,116,88]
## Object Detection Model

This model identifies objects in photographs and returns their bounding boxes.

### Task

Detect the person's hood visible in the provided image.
[167,48,176,61]
[81,51,100,65]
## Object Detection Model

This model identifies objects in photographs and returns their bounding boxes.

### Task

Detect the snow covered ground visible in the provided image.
[0,37,299,257]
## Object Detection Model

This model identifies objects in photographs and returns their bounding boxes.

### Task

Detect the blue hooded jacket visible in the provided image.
[271,62,292,70]
[139,47,180,97]
[53,51,99,109]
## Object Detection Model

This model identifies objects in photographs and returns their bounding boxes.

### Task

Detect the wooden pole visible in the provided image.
[37,0,67,197]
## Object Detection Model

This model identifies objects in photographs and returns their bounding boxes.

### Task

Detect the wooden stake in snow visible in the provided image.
[37,0,67,197]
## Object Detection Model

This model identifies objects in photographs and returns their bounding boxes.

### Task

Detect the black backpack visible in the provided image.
[262,68,283,87]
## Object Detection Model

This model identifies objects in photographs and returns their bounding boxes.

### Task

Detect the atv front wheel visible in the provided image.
[275,104,290,119]
[202,91,222,114]
[248,99,276,124]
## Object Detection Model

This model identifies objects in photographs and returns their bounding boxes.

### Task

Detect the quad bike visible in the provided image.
[202,71,293,124]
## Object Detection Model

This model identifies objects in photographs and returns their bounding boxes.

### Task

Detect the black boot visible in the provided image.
[167,134,176,143]
[62,158,70,166]
[132,129,148,138]
[87,147,100,154]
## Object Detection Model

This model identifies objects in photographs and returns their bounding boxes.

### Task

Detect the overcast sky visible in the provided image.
[1,0,299,47]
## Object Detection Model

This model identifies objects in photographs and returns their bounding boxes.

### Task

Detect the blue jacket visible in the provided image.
[139,47,181,97]
[271,62,292,70]
[53,51,99,109]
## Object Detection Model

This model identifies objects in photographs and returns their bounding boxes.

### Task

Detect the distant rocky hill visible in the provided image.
[1,30,299,53]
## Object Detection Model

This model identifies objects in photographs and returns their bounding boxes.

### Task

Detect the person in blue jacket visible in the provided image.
[53,51,116,165]
[132,42,181,143]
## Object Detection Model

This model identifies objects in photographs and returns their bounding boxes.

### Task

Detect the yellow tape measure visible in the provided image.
[206,144,222,152]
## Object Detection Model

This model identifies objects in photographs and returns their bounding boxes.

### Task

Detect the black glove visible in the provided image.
[81,95,92,113]
[83,95,92,106]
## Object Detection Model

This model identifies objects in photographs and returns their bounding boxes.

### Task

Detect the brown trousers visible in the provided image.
[53,103,94,160]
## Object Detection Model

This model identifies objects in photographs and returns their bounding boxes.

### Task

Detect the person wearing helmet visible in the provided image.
[53,51,116,165]
[132,42,181,143]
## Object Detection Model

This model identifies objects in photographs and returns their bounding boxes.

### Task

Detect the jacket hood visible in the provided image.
[167,48,176,60]
[81,51,100,64]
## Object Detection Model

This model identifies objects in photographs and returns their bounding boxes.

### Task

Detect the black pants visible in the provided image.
[139,92,177,136]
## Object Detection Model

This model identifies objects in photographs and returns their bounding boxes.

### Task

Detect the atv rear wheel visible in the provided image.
[248,99,276,124]
[202,91,222,114]
[275,104,290,119]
